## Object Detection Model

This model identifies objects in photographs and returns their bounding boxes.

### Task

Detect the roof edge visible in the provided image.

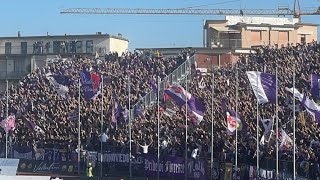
[0,33,129,41]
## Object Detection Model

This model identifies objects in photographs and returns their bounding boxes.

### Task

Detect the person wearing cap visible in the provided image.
[87,162,93,177]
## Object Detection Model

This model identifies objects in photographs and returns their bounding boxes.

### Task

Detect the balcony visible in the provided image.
[211,39,242,49]
[0,44,106,55]
[210,39,300,49]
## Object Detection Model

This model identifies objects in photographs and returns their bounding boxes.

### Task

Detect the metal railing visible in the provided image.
[130,55,196,116]
[210,39,303,48]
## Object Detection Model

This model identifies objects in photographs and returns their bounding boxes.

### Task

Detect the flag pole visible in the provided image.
[128,72,132,180]
[256,71,259,178]
[185,63,188,180]
[78,79,81,175]
[276,64,279,179]
[100,76,104,177]
[157,76,160,180]
[293,58,296,179]
[235,65,238,179]
[211,68,214,180]
[6,79,8,159]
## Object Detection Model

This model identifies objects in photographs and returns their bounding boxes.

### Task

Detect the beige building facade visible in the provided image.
[0,33,129,55]
[205,16,318,49]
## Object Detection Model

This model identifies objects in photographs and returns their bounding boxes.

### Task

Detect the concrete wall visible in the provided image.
[108,37,129,55]
[0,175,51,180]
[0,55,31,80]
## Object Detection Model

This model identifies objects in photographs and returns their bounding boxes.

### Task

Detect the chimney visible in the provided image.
[18,31,21,37]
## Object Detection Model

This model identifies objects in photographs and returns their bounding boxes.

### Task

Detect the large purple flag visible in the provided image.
[164,84,191,107]
[187,96,206,125]
[246,71,276,104]
[80,70,102,101]
[46,73,71,97]
[164,84,206,124]
[310,74,320,100]
[286,87,320,123]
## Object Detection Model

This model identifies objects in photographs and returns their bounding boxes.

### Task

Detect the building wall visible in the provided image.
[195,53,236,68]
[261,30,269,44]
[206,22,228,47]
[206,17,318,48]
[297,25,318,43]
[0,55,31,80]
[0,35,129,55]
[108,38,129,54]
[270,30,279,44]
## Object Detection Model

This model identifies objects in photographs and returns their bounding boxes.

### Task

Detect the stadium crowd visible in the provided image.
[0,49,190,152]
[1,41,320,176]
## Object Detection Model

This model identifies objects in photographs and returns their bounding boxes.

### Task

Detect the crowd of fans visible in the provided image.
[0,49,189,153]
[1,41,320,176]
[32,41,79,54]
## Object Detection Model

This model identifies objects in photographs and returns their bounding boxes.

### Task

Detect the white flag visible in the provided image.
[260,118,274,145]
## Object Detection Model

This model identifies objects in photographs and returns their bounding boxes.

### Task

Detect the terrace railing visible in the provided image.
[129,55,196,117]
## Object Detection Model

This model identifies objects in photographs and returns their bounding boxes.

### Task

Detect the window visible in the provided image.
[14,59,25,72]
[86,40,93,53]
[5,42,12,54]
[76,41,82,53]
[21,42,27,54]
[53,41,61,54]
[251,31,261,43]
[301,35,306,44]
[279,31,289,44]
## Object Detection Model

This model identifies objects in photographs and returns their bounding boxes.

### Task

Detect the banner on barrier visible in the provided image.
[17,159,77,175]
[144,155,206,180]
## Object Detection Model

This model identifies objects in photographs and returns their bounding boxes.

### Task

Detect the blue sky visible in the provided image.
[0,0,319,50]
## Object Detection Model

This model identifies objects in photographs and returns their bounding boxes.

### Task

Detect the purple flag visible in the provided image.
[80,70,102,101]
[246,71,276,104]
[221,99,243,134]
[286,87,320,123]
[165,84,206,124]
[187,96,206,125]
[0,115,15,132]
[310,74,320,100]
[164,84,191,107]
[0,117,10,132]
[150,79,158,94]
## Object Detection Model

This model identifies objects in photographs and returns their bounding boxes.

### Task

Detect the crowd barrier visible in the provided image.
[0,145,313,179]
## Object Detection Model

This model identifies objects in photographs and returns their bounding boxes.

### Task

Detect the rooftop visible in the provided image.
[0,33,129,42]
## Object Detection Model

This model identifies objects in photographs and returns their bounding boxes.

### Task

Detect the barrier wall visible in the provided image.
[0,175,51,180]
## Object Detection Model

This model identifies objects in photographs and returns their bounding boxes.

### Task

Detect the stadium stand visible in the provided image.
[0,41,320,179]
